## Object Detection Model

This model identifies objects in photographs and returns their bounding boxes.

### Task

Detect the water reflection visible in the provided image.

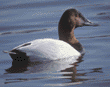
[61,55,88,83]
[5,53,103,85]
[5,55,84,84]
[90,68,103,73]
[6,58,77,74]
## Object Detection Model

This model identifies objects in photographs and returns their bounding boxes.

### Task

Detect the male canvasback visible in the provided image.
[4,9,98,63]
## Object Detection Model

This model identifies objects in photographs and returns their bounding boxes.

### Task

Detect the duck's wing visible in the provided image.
[12,42,31,50]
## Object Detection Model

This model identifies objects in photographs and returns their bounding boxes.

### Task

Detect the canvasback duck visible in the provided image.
[4,9,98,63]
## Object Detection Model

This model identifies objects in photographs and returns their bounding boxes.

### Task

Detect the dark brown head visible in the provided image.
[58,9,99,42]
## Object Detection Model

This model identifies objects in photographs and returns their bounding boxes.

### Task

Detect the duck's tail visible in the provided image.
[3,50,17,54]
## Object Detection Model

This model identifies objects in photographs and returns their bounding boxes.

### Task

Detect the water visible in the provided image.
[0,0,110,87]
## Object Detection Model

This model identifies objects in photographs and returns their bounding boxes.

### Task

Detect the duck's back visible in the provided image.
[12,38,81,62]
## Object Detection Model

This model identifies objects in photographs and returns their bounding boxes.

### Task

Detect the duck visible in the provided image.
[4,9,98,63]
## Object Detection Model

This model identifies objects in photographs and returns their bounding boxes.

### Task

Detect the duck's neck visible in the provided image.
[68,31,79,44]
[59,26,79,44]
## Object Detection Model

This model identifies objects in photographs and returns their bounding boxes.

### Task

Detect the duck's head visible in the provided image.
[58,9,98,44]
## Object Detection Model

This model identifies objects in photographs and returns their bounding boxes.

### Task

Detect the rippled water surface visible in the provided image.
[0,0,110,87]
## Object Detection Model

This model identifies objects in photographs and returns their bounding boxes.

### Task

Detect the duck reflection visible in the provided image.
[61,56,103,83]
[61,55,88,83]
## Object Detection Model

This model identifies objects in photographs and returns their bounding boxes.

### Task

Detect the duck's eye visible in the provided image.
[75,13,78,17]
[79,13,81,17]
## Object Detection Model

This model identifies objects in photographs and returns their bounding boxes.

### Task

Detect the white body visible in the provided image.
[13,38,81,62]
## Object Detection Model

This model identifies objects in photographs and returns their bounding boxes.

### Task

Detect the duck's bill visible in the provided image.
[83,19,99,26]
[78,11,99,26]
